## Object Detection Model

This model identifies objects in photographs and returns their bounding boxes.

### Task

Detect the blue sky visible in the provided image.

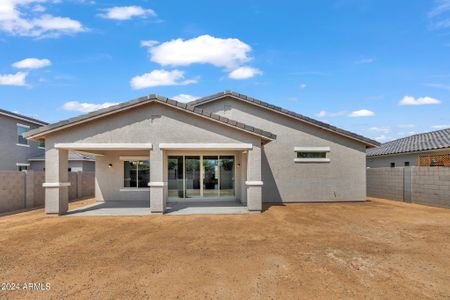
[1,0,449,142]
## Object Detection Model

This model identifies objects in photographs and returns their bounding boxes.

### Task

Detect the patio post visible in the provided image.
[245,144,263,212]
[43,148,70,214]
[149,146,166,213]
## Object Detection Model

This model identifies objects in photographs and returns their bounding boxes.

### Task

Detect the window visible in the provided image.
[124,160,150,188]
[17,124,29,145]
[294,147,330,163]
[390,162,395,168]
[38,139,45,149]
[404,162,410,167]
[17,165,28,171]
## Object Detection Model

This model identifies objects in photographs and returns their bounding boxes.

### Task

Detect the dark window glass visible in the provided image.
[404,162,410,167]
[38,139,45,148]
[137,160,150,188]
[390,162,395,168]
[17,125,28,145]
[297,152,327,159]
[124,160,149,188]
[17,165,28,171]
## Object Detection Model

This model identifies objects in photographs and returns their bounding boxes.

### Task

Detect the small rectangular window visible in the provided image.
[124,160,150,188]
[294,147,330,163]
[404,162,410,167]
[390,162,395,168]
[38,139,45,149]
[17,124,29,145]
[17,165,28,171]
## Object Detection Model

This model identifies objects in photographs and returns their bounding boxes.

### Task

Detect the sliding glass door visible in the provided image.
[168,155,235,200]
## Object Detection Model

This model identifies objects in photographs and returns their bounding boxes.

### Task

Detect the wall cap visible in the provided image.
[245,181,264,186]
[43,182,71,188]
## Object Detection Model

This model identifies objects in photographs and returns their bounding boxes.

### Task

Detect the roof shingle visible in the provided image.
[367,128,450,157]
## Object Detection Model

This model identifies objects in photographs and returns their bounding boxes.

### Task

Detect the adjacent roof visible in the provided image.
[189,91,379,147]
[367,128,450,157]
[29,152,96,161]
[24,95,276,141]
[0,108,48,126]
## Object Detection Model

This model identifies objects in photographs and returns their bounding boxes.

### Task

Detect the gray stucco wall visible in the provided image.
[197,97,368,202]
[0,114,44,170]
[30,160,95,172]
[44,102,260,202]
[367,153,419,168]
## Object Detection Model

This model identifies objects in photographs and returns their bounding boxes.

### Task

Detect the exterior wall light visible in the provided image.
[108,163,113,168]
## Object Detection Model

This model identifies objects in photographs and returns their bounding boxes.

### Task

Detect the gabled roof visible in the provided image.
[29,152,96,161]
[24,95,276,141]
[189,91,380,148]
[367,128,450,157]
[0,108,48,126]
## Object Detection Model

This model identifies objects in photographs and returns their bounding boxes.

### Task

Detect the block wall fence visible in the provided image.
[367,167,450,209]
[0,171,94,214]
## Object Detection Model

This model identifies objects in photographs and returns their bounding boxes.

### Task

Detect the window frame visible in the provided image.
[294,147,330,163]
[38,139,45,149]
[121,158,150,190]
[17,123,30,147]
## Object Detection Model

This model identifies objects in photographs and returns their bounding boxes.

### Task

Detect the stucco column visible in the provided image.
[43,148,70,215]
[245,144,263,212]
[149,146,166,213]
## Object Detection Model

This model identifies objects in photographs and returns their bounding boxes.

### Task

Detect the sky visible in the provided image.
[1,0,450,143]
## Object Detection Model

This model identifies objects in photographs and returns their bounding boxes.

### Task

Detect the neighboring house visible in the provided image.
[0,108,48,171]
[24,91,378,215]
[367,128,450,168]
[28,152,95,172]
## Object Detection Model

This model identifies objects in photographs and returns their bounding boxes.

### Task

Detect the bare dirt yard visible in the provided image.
[1,198,449,299]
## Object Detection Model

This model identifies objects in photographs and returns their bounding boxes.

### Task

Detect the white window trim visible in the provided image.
[17,123,30,129]
[123,159,150,189]
[16,143,30,147]
[17,123,30,146]
[119,156,149,160]
[294,146,331,163]
[16,163,30,166]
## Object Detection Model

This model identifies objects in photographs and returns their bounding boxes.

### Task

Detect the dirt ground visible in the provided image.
[0,198,449,299]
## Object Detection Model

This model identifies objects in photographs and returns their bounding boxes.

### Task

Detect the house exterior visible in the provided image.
[29,152,96,172]
[0,108,48,171]
[24,91,378,215]
[367,128,450,168]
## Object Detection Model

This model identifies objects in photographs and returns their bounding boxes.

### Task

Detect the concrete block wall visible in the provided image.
[367,167,450,209]
[367,167,404,201]
[412,167,450,208]
[0,170,95,214]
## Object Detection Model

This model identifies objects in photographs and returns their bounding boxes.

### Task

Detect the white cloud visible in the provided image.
[368,127,390,133]
[148,35,252,69]
[172,94,199,103]
[431,124,450,129]
[228,66,262,80]
[316,110,346,118]
[429,0,450,17]
[62,101,118,113]
[348,109,375,117]
[99,6,156,21]
[12,58,51,69]
[0,72,28,86]
[398,124,416,128]
[399,96,442,106]
[375,135,388,142]
[299,83,307,89]
[140,40,159,47]
[130,69,197,90]
[428,1,450,30]
[0,1,86,38]
[355,58,375,64]
[426,83,450,90]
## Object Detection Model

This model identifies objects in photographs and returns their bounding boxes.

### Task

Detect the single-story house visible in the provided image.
[367,128,450,168]
[29,152,95,172]
[24,91,378,215]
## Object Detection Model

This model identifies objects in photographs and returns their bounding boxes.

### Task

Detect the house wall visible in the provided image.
[367,153,419,168]
[0,115,44,170]
[30,160,95,172]
[44,102,260,202]
[196,97,368,202]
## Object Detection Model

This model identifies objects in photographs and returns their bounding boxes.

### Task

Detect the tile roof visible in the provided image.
[29,152,96,161]
[24,95,276,141]
[367,128,450,157]
[189,91,379,147]
[0,108,48,126]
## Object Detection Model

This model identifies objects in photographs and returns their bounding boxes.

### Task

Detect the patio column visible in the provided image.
[43,148,70,215]
[245,144,263,212]
[149,146,166,213]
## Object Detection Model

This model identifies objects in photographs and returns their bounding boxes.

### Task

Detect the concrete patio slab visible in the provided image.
[166,201,248,215]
